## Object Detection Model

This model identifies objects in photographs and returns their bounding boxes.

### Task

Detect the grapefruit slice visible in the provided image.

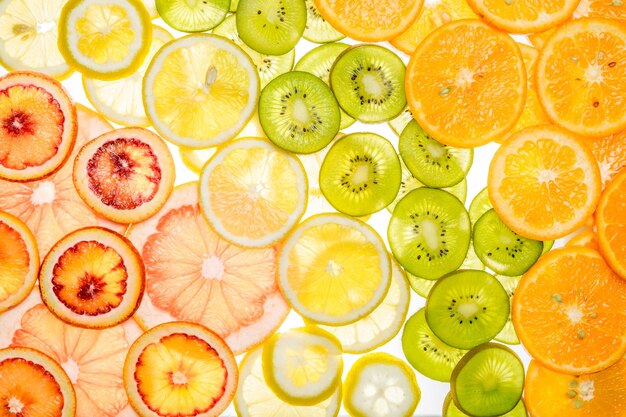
[0,71,77,181]
[126,182,289,355]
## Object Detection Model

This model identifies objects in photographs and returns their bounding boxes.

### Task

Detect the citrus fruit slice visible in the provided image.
[343,352,421,417]
[512,247,626,374]
[588,129,626,188]
[73,127,175,224]
[82,25,173,126]
[0,211,38,313]
[58,0,152,80]
[235,346,342,417]
[406,20,526,148]
[124,322,237,417]
[199,138,307,248]
[488,125,601,240]
[0,0,73,79]
[143,34,259,148]
[536,18,626,137]
[278,213,391,325]
[312,0,423,42]
[566,228,599,250]
[303,0,345,43]
[141,0,158,18]
[0,71,76,182]
[597,168,626,279]
[127,182,289,355]
[39,227,145,329]
[0,346,76,417]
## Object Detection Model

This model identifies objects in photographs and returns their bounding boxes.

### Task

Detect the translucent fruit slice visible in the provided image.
[124,322,238,417]
[588,129,626,188]
[303,0,344,43]
[155,0,229,32]
[0,71,76,182]
[73,127,175,224]
[596,168,626,279]
[388,106,414,137]
[494,275,521,345]
[127,183,289,355]
[443,393,527,417]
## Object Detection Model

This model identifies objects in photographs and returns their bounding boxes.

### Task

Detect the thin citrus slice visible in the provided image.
[0,211,38,313]
[0,346,76,417]
[312,0,423,42]
[143,34,259,148]
[58,0,152,80]
[140,0,158,18]
[536,18,626,137]
[235,346,342,417]
[0,71,76,182]
[566,228,599,250]
[199,138,307,248]
[597,168,626,279]
[343,352,421,417]
[588,129,626,188]
[488,125,601,240]
[278,213,391,326]
[512,247,626,374]
[406,20,526,148]
[0,0,73,79]
[179,147,217,175]
[82,25,173,126]
[127,182,289,355]
[73,127,175,224]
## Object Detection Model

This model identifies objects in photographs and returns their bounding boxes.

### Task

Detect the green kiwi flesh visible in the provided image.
[330,45,406,123]
[443,393,528,417]
[389,106,414,136]
[451,343,525,417]
[156,0,230,32]
[303,0,344,43]
[494,275,520,345]
[319,132,401,216]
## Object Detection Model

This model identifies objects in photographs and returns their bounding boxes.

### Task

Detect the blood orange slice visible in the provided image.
[39,227,145,329]
[0,71,76,181]
[127,182,289,355]
[73,127,175,224]
[123,321,238,417]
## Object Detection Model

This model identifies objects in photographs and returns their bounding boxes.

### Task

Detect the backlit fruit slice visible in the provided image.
[0,71,76,182]
[127,183,289,355]
[406,20,526,148]
[58,0,152,80]
[83,25,173,127]
[39,227,145,329]
[388,107,414,137]
[73,127,175,224]
[155,0,229,32]
[566,228,599,250]
[235,347,342,417]
[303,0,344,43]
[443,393,527,417]
[512,247,626,374]
[343,352,421,417]
[141,0,158,18]
[0,0,73,79]
[143,34,259,148]
[278,213,391,325]
[494,275,520,345]
[313,0,423,42]
[536,18,626,137]
[597,168,626,279]
[0,212,38,313]
[263,327,343,406]
[589,130,626,188]
[124,322,237,417]
[199,138,307,248]
[0,347,76,417]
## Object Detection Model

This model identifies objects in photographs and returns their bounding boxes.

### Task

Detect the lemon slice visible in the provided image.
[0,0,73,79]
[143,34,259,148]
[344,352,421,417]
[58,0,152,80]
[140,0,158,18]
[263,327,343,406]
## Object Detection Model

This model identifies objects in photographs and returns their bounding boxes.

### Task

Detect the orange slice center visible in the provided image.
[0,221,29,303]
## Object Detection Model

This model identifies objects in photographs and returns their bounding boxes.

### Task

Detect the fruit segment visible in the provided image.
[596,168,626,279]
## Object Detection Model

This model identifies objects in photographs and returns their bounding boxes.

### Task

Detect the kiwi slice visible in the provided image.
[319,133,401,216]
[236,0,306,56]
[389,106,414,136]
[330,45,406,123]
[443,393,528,417]
[399,120,473,188]
[294,43,355,129]
[303,0,344,43]
[494,275,520,345]
[258,71,340,153]
[230,0,239,11]
[473,209,543,276]
[402,308,468,382]
[451,343,525,417]
[156,0,230,32]
[388,188,470,279]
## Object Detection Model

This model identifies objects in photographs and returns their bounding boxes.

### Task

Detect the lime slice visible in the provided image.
[156,0,229,32]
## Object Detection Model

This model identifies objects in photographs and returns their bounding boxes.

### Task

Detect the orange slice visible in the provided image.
[528,29,554,49]
[73,127,175,224]
[406,20,526,148]
[39,227,145,329]
[536,18,626,137]
[127,182,289,355]
[0,211,38,313]
[587,129,626,188]
[312,0,423,42]
[512,247,626,374]
[0,71,76,181]
[123,321,238,417]
[565,228,599,250]
[488,125,601,240]
[596,168,626,279]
